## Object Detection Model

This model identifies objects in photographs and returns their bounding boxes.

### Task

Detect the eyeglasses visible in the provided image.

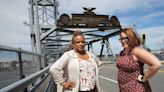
[119,37,128,42]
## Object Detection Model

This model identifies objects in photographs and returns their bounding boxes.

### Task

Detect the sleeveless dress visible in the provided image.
[116,51,152,92]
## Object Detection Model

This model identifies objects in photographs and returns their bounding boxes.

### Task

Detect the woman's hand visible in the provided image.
[63,81,76,89]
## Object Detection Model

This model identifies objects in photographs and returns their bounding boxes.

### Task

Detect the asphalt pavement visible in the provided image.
[99,63,164,92]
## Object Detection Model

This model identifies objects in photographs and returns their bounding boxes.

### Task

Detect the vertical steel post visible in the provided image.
[18,51,24,79]
[35,0,41,54]
[29,0,36,53]
[100,40,105,60]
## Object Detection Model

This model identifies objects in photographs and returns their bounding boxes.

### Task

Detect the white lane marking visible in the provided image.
[99,76,118,83]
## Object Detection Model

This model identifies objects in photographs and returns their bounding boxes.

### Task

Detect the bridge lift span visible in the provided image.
[28,0,122,61]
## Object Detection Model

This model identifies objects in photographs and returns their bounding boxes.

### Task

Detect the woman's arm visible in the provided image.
[133,47,161,81]
[49,52,69,85]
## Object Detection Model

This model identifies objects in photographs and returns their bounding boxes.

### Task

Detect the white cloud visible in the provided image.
[137,26,164,41]
[59,0,164,15]
[59,0,140,14]
[137,26,164,50]
[132,11,164,24]
[142,11,164,19]
[0,1,31,50]
[106,26,164,54]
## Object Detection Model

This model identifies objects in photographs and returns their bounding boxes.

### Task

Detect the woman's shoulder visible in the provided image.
[65,49,74,54]
[65,50,78,58]
[132,46,148,56]
[133,46,144,52]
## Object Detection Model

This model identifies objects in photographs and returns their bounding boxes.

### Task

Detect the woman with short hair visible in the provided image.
[49,30,102,92]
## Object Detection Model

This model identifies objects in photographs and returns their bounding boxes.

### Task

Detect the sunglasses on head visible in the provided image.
[119,37,128,41]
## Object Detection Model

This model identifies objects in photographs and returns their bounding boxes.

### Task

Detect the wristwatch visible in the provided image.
[140,76,146,82]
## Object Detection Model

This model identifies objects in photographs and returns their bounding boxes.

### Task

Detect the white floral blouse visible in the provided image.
[79,59,96,91]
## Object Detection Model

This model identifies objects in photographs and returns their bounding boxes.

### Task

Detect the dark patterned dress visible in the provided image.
[116,51,152,92]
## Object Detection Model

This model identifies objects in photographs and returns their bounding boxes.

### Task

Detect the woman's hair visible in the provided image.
[71,30,84,44]
[66,30,84,50]
[121,28,141,50]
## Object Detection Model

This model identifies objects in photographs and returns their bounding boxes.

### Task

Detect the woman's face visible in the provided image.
[119,32,129,49]
[73,35,85,53]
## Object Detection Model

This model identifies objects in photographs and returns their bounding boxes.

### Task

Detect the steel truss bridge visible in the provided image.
[0,0,124,92]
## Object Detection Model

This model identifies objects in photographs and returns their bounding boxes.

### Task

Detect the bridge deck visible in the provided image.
[99,63,164,92]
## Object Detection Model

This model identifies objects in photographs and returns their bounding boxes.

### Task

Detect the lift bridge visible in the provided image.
[0,0,122,92]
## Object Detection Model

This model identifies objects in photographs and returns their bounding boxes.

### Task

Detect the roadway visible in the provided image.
[99,63,164,92]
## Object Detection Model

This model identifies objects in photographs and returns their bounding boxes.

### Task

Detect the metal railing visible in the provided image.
[0,45,48,90]
[0,65,51,92]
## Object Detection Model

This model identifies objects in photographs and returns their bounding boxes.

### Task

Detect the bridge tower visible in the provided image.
[28,0,59,54]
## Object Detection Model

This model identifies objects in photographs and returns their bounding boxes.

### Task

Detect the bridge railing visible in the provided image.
[0,45,48,89]
[0,65,52,92]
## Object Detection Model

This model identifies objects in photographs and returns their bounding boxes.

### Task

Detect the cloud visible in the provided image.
[0,27,31,50]
[0,0,164,53]
[59,0,140,14]
[137,26,164,49]
[0,1,30,50]
[107,26,164,54]
[59,0,164,29]
[137,26,164,41]
[141,11,164,20]
[59,0,164,15]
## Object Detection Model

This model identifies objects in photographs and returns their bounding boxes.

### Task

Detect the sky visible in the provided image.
[0,0,164,54]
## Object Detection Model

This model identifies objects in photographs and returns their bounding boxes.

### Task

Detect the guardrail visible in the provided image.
[0,65,51,92]
[0,45,48,89]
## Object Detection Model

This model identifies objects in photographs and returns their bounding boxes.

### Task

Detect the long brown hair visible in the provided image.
[121,28,141,50]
